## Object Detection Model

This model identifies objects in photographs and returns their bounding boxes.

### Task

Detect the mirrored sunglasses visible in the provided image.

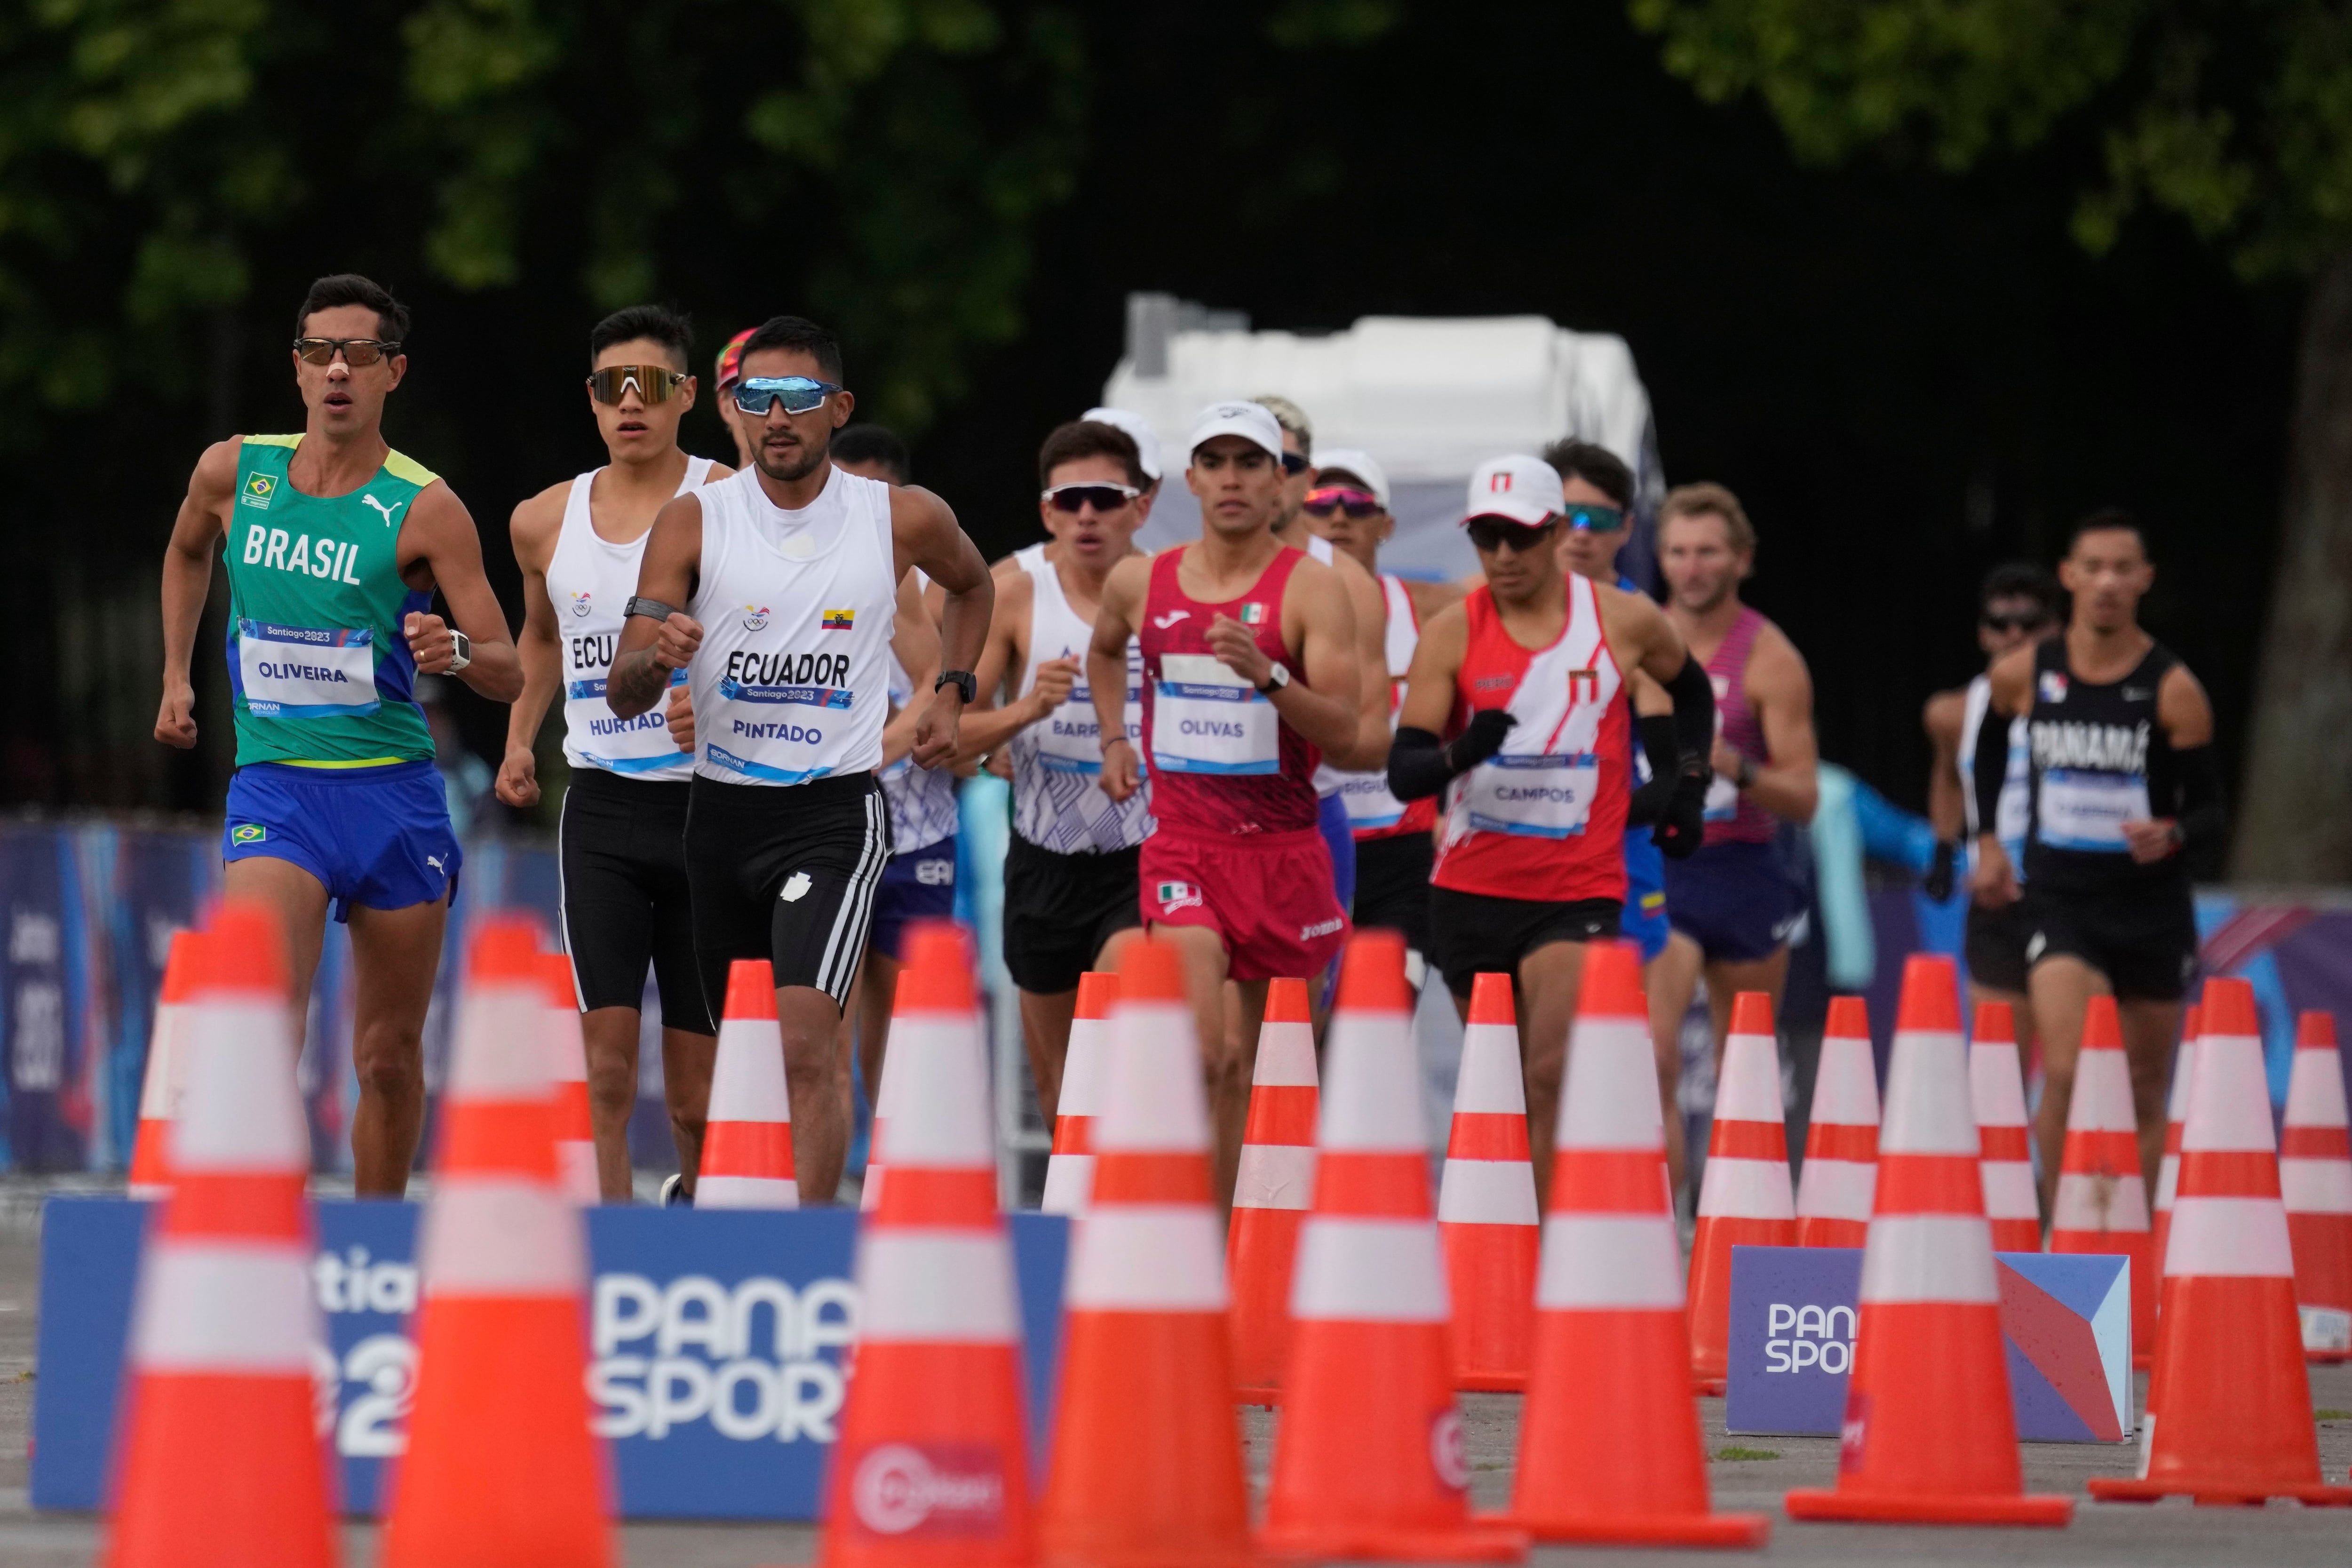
[1563,502,1626,533]
[1043,482,1140,513]
[732,375,842,416]
[588,364,687,405]
[1303,486,1383,519]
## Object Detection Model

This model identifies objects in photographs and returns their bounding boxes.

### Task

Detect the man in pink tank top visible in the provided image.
[1651,483,1820,1104]
[1088,401,1364,1205]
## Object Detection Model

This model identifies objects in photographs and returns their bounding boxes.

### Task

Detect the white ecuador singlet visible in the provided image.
[1959,671,2031,877]
[689,464,897,786]
[1012,541,1048,574]
[548,457,715,778]
[1009,556,1151,853]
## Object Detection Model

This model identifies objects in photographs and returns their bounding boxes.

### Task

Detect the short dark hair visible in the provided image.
[295,273,408,343]
[736,314,843,383]
[1542,438,1634,509]
[1039,421,1145,490]
[589,304,693,370]
[832,424,911,484]
[2066,506,2148,559]
[1979,562,2060,618]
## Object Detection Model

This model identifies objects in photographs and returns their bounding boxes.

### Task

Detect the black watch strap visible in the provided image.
[626,596,682,622]
[934,669,977,704]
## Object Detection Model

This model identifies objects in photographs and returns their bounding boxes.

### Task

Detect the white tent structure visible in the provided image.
[1100,293,1667,582]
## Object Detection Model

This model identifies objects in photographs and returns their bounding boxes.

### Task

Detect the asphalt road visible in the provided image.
[0,1227,2345,1567]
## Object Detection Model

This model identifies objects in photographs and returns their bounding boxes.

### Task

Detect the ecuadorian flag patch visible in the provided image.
[231,823,267,845]
[822,608,854,631]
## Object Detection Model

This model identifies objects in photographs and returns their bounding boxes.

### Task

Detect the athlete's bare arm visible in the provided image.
[1394,599,1470,736]
[881,573,943,769]
[1326,549,1392,770]
[958,570,1071,759]
[1223,553,1357,757]
[495,484,569,807]
[889,485,992,769]
[1733,623,1819,824]
[608,493,705,720]
[155,438,244,748]
[387,481,522,703]
[2117,663,2217,863]
[1923,688,1967,841]
[1089,555,1152,802]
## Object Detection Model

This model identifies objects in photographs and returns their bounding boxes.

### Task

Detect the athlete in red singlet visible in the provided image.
[1650,482,1820,1086]
[1090,400,1363,1204]
[1389,455,1714,1195]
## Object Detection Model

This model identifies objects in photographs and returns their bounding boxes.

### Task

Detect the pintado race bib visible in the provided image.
[237,620,379,719]
[1459,752,1600,839]
[2036,768,2150,853]
[1151,653,1278,776]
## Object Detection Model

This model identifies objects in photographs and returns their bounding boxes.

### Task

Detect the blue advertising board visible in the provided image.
[32,1197,1069,1519]
[1724,1244,2131,1443]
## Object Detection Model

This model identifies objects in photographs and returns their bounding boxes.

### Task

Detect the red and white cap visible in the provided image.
[1463,455,1563,529]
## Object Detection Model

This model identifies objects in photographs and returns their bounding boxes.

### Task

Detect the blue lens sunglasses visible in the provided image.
[732,375,842,416]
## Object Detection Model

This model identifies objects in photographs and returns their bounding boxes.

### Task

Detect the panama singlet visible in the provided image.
[1434,573,1630,903]
[548,456,715,779]
[2022,637,2186,897]
[1137,545,1319,836]
[222,435,440,768]
[1009,554,1150,853]
[688,464,897,786]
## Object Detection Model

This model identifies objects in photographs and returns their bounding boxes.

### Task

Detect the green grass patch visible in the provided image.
[2315,1409,2351,1421]
[1714,1445,1780,1462]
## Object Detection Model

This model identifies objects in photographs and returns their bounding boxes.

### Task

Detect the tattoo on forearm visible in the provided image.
[608,650,671,716]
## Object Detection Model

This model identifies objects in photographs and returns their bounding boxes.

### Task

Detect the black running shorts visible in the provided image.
[558,769,712,1034]
[2022,881,2199,1003]
[1351,833,1434,959]
[1001,833,1142,995]
[683,772,890,1014]
[1964,897,2034,996]
[1427,886,1622,1001]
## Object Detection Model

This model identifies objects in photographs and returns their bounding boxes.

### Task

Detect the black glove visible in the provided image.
[1626,771,1676,827]
[1444,708,1517,773]
[1923,838,1958,902]
[1652,755,1710,860]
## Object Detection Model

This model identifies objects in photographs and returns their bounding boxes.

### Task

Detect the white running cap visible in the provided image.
[1313,447,1390,509]
[1463,455,1562,529]
[1187,400,1285,463]
[1081,406,1163,482]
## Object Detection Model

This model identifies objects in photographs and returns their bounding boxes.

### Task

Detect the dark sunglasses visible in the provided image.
[1466,516,1558,553]
[1043,482,1140,513]
[1563,503,1626,533]
[732,375,842,416]
[1981,612,2051,634]
[588,364,687,405]
[293,336,399,367]
[1279,451,1309,476]
[1303,486,1383,519]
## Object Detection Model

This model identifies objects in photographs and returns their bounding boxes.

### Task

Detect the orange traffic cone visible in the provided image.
[2049,995,2155,1363]
[1437,972,1539,1391]
[125,929,199,1199]
[1795,995,1877,1249]
[697,959,798,1209]
[2149,1003,2199,1305]
[103,900,335,1568]
[1512,939,1769,1548]
[539,953,599,1205]
[1228,975,1318,1402]
[1261,932,1526,1562]
[862,973,907,1214]
[1041,937,1253,1568]
[381,916,614,1568]
[1041,971,1118,1215]
[821,924,1032,1565]
[1689,991,1795,1393]
[2090,979,2352,1505]
[1967,1001,2041,1252]
[2284,1010,2352,1360]
[1786,955,2070,1525]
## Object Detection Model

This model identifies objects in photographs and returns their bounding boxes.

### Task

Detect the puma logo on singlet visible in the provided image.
[1151,610,1190,629]
[361,494,405,527]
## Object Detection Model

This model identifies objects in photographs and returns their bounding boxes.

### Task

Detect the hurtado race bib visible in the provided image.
[1150,653,1279,776]
[236,621,380,719]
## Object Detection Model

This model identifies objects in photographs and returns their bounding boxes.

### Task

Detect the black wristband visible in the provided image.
[934,669,977,704]
[626,596,681,622]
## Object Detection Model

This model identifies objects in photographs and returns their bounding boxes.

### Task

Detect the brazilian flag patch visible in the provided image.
[231,823,267,845]
[238,472,277,511]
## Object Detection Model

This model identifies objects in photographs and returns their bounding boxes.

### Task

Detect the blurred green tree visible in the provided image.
[1634,0,2352,880]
